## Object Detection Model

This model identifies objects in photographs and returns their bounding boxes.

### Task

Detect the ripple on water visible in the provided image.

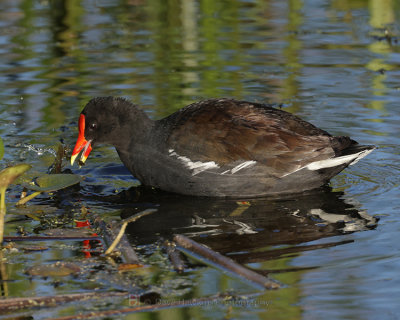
[332,145,399,199]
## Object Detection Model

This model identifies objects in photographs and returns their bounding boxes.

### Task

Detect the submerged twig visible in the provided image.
[16,191,42,206]
[104,221,128,255]
[164,241,185,273]
[94,209,156,264]
[104,209,157,256]
[119,209,157,225]
[0,291,129,312]
[95,218,138,263]
[174,234,279,290]
[3,235,101,242]
[41,292,260,320]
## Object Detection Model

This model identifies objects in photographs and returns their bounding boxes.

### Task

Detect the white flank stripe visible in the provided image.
[221,160,257,175]
[281,148,374,178]
[169,150,219,175]
[231,160,257,174]
[306,148,374,171]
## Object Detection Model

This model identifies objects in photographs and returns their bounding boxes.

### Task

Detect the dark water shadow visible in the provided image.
[91,186,378,266]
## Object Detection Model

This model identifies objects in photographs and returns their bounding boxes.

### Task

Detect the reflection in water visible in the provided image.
[366,0,394,113]
[0,0,396,318]
[100,186,379,259]
[89,186,377,319]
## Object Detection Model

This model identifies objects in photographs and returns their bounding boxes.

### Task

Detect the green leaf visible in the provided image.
[25,262,81,277]
[0,137,3,161]
[23,174,81,192]
[0,164,32,190]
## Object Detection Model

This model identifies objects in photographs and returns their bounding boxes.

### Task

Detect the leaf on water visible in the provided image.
[13,205,57,216]
[0,164,32,190]
[43,228,95,237]
[117,264,154,275]
[0,137,3,161]
[117,263,144,272]
[25,262,81,277]
[23,174,81,192]
[22,245,49,252]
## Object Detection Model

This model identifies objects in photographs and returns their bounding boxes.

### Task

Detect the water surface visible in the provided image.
[0,0,399,319]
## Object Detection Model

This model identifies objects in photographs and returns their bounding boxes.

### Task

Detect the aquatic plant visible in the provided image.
[0,137,31,244]
[0,139,81,244]
[17,173,82,205]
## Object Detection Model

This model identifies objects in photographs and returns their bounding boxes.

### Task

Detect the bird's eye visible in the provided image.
[89,122,97,130]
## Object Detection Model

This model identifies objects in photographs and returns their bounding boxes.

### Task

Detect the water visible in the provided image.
[0,0,399,319]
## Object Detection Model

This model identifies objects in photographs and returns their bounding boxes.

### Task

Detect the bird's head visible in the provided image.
[70,97,131,166]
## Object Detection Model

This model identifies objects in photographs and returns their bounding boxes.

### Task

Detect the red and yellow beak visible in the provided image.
[71,114,92,166]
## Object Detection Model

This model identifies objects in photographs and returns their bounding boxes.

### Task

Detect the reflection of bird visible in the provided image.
[83,186,376,247]
[309,208,377,233]
[222,219,258,235]
[71,97,375,197]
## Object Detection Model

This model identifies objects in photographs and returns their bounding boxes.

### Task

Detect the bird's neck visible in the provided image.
[111,103,155,152]
[126,107,154,141]
[112,106,156,180]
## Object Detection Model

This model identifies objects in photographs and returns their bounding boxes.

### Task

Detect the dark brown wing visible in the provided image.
[159,99,353,177]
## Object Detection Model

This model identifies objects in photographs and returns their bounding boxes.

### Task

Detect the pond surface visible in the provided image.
[1,0,400,319]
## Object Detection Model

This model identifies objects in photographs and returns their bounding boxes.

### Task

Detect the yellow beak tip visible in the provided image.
[71,154,78,166]
[80,155,88,164]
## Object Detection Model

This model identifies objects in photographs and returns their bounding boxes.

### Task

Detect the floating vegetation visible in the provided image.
[25,261,81,277]
[17,173,82,205]
[0,163,31,244]
[0,137,81,245]
[0,137,3,161]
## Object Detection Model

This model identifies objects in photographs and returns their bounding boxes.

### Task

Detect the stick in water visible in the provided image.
[0,291,129,312]
[164,241,185,273]
[173,234,279,290]
[38,292,261,320]
[102,209,157,256]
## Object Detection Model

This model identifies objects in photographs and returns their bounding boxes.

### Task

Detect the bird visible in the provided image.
[71,97,375,198]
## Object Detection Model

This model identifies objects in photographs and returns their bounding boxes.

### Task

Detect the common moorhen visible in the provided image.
[71,97,375,197]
